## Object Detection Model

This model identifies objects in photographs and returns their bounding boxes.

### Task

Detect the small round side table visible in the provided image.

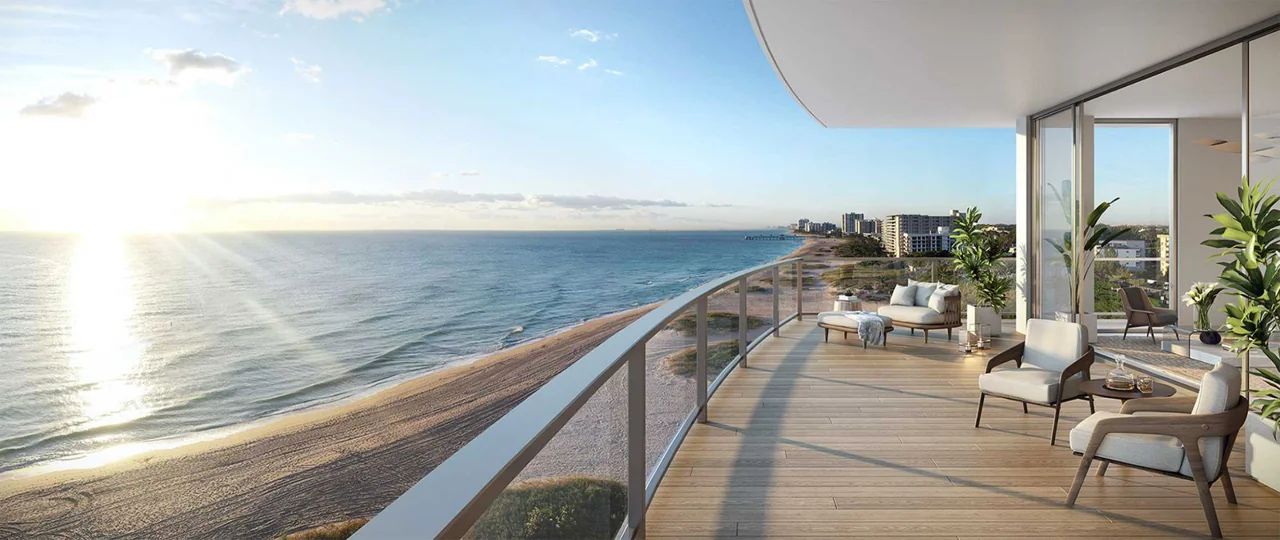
[1078,378,1177,403]
[833,295,862,312]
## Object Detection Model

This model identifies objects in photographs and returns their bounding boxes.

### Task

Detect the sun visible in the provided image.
[0,82,230,233]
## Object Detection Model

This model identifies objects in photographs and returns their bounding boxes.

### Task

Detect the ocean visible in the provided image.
[0,230,799,473]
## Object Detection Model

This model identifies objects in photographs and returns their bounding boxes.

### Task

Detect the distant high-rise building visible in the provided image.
[840,212,864,234]
[797,218,810,232]
[1157,234,1170,276]
[901,227,955,254]
[881,211,960,256]
[854,218,881,236]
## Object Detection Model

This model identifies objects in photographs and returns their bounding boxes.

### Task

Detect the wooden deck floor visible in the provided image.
[646,319,1280,538]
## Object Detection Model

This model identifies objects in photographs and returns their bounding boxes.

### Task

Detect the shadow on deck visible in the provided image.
[646,319,1280,538]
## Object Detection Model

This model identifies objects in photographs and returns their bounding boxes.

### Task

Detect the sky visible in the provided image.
[0,0,1074,232]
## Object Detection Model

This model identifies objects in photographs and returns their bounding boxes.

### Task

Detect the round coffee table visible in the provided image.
[1078,378,1176,402]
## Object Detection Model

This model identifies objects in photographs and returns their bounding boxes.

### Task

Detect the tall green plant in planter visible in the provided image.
[1204,177,1280,428]
[951,207,1012,337]
[950,207,1012,310]
[1045,190,1130,321]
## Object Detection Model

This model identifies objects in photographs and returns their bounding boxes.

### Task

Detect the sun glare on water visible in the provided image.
[65,232,150,436]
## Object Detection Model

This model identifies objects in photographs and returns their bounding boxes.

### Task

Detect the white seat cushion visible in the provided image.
[978,367,1083,403]
[1023,318,1086,372]
[877,305,944,324]
[816,312,891,331]
[1070,411,1186,474]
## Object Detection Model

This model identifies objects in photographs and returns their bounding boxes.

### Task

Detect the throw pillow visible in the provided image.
[913,283,937,306]
[936,283,960,297]
[927,289,949,313]
[890,284,916,306]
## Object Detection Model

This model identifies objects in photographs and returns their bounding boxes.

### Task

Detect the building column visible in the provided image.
[1015,117,1031,334]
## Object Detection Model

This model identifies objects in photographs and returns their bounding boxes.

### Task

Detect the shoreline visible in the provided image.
[0,241,806,538]
[0,305,653,537]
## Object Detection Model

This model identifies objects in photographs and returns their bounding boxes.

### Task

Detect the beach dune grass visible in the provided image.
[663,340,740,378]
[666,311,767,336]
[276,518,368,540]
[276,476,624,540]
[465,476,626,539]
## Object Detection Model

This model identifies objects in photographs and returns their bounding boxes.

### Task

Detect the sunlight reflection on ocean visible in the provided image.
[0,230,797,473]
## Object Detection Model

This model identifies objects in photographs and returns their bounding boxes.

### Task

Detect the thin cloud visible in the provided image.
[604,68,624,76]
[536,55,571,66]
[149,48,246,85]
[529,194,688,210]
[280,0,387,20]
[459,170,480,176]
[569,29,616,43]
[291,57,322,83]
[19,92,95,118]
[212,190,701,210]
[577,58,597,71]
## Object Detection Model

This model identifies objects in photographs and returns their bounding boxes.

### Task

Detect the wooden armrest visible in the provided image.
[1059,347,1095,383]
[1121,396,1195,415]
[1091,401,1247,441]
[985,342,1024,373]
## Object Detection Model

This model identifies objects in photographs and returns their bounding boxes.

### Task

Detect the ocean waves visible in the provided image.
[0,231,798,473]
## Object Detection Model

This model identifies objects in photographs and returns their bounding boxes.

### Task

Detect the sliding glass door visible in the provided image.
[1091,121,1174,326]
[1034,109,1077,319]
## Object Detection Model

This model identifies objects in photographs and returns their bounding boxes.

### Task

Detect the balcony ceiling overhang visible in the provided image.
[746,0,1280,128]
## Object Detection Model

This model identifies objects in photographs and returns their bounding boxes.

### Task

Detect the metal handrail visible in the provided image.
[354,257,804,539]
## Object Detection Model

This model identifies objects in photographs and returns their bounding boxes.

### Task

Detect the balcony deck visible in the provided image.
[646,318,1280,538]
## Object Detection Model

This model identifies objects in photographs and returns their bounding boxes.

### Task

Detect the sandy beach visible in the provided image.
[0,238,830,539]
[0,306,656,538]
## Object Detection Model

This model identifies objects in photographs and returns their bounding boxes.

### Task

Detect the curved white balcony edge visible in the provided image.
[354,256,804,539]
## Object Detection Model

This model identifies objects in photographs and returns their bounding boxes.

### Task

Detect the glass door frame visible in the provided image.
[1089,118,1178,322]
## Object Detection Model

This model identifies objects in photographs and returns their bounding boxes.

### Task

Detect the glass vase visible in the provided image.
[1195,305,1212,332]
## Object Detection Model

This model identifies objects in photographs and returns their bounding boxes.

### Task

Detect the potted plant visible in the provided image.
[1181,282,1224,345]
[1203,176,1280,491]
[1046,185,1130,342]
[950,207,1013,337]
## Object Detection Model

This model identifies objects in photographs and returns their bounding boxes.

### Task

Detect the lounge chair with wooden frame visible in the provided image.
[975,318,1095,445]
[1118,286,1179,342]
[1065,362,1245,538]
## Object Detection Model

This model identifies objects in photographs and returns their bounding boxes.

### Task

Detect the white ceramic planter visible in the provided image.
[1245,412,1280,493]
[1055,311,1098,343]
[967,305,1002,337]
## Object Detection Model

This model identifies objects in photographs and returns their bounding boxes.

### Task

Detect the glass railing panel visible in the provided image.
[461,365,629,540]
[1094,259,1170,318]
[703,281,745,384]
[797,257,831,314]
[776,262,799,322]
[816,258,903,313]
[743,268,776,337]
[647,306,698,479]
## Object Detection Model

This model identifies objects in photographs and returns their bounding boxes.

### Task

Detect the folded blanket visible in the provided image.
[842,311,885,345]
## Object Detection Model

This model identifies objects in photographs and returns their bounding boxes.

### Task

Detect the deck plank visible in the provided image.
[646,320,1280,538]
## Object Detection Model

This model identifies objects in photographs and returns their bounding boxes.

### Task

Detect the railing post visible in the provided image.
[772,265,780,337]
[794,260,803,320]
[931,260,937,282]
[626,344,645,536]
[696,298,708,423]
[738,277,748,367]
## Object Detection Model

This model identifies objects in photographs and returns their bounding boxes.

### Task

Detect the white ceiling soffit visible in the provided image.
[745,0,1280,128]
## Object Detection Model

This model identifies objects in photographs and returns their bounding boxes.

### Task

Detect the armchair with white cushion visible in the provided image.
[1065,362,1245,538]
[974,318,1094,445]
